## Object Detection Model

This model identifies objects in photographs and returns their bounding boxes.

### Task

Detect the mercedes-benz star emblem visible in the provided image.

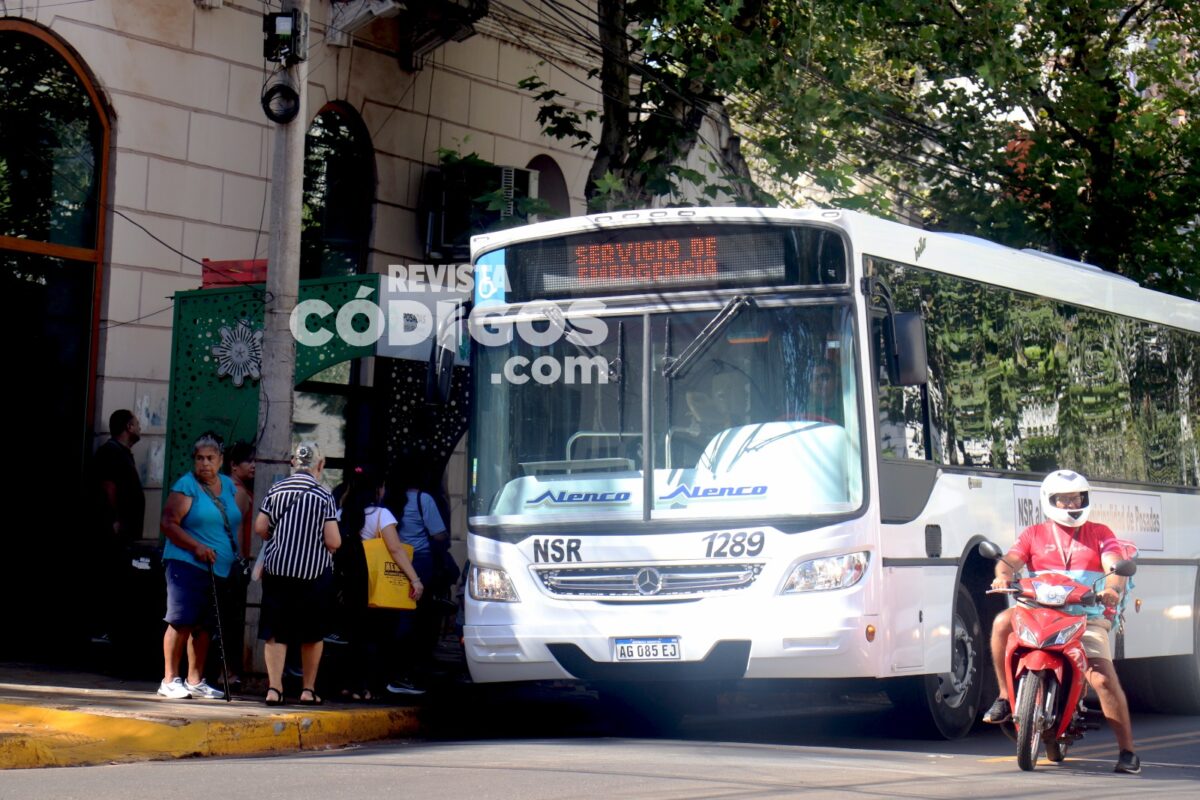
[634,567,663,596]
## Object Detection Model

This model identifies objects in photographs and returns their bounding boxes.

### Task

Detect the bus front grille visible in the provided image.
[534,563,763,598]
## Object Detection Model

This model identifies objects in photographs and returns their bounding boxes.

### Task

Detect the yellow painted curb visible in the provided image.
[0,704,420,769]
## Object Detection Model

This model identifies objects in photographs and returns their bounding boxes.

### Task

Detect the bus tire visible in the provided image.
[885,584,984,739]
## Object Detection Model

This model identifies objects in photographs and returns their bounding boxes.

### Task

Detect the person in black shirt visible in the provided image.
[88,409,144,644]
[95,409,144,543]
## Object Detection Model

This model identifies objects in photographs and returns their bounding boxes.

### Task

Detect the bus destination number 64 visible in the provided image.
[702,530,764,558]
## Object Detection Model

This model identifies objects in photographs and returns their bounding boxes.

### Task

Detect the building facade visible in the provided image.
[0,0,610,658]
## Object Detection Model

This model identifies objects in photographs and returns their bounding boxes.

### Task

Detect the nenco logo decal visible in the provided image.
[526,490,632,506]
[659,484,767,501]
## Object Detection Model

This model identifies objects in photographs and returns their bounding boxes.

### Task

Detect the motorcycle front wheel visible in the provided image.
[1015,671,1045,771]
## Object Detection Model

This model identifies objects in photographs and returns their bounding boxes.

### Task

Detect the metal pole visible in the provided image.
[208,563,233,702]
[250,0,309,671]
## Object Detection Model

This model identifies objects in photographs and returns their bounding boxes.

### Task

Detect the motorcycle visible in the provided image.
[979,541,1137,771]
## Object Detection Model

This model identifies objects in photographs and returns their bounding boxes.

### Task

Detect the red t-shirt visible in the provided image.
[1008,520,1123,572]
[1007,520,1125,619]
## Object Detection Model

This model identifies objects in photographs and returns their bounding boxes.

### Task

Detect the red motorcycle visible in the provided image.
[980,541,1136,771]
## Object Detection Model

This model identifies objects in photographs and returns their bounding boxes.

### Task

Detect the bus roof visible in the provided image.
[470,207,1200,333]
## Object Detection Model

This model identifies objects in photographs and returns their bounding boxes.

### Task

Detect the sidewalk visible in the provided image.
[0,663,421,769]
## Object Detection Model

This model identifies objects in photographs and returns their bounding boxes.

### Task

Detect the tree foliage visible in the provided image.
[524,1,1200,298]
[744,0,1200,298]
[524,0,787,209]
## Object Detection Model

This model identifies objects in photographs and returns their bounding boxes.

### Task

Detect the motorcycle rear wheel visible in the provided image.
[1044,738,1066,763]
[1015,671,1044,772]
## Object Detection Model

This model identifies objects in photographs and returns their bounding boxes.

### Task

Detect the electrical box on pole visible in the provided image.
[263,10,309,64]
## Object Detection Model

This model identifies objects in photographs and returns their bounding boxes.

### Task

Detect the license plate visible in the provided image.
[614,637,680,662]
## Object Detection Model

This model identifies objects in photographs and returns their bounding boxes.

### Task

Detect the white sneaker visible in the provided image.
[157,678,192,699]
[184,679,225,700]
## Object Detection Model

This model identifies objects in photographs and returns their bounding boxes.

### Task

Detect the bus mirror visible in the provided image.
[425,341,455,404]
[425,300,469,405]
[893,312,928,386]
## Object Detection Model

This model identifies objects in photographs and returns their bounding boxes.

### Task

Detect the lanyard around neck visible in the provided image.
[1050,523,1080,571]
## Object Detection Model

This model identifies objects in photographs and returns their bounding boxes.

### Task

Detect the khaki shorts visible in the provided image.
[1081,618,1113,660]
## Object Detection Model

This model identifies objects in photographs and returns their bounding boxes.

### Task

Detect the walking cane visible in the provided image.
[208,562,233,702]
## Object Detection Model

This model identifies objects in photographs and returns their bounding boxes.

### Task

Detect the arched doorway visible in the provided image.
[0,21,112,656]
[301,102,376,280]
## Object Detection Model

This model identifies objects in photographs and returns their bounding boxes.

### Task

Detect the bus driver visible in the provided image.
[983,470,1141,775]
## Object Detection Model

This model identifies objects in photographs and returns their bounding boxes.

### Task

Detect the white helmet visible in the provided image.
[1040,470,1091,528]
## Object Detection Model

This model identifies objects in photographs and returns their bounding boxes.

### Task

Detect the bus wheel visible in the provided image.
[886,585,983,739]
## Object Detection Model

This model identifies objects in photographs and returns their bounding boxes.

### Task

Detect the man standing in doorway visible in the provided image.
[90,409,144,644]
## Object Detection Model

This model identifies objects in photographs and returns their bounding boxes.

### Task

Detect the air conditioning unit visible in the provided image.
[400,0,488,71]
[424,163,539,262]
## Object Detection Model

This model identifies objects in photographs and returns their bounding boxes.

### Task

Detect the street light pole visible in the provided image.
[247,0,309,671]
[255,0,309,503]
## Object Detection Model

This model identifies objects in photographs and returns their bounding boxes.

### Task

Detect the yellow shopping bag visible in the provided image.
[364,537,417,609]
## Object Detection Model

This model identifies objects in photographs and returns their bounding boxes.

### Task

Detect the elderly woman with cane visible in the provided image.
[254,442,341,706]
[158,432,247,700]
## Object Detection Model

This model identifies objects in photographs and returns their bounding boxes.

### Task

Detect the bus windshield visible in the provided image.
[468,300,863,526]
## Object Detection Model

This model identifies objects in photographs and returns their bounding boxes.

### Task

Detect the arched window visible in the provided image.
[301,103,375,279]
[0,21,109,479]
[526,154,570,218]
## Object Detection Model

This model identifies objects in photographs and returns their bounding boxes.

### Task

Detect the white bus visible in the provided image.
[454,207,1200,737]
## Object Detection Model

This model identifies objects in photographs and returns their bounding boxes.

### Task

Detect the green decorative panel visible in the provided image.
[164,274,379,495]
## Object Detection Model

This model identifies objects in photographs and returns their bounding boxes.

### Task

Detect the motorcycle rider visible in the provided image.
[983,470,1141,774]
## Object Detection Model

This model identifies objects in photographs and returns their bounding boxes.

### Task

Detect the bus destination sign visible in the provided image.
[516,225,789,298]
[573,236,718,285]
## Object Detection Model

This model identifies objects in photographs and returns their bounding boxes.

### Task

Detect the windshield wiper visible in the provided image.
[541,305,620,382]
[662,295,755,381]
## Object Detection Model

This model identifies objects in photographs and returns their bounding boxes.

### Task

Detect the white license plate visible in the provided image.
[614,637,680,662]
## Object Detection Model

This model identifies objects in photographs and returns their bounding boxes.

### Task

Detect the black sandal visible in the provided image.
[298,688,323,706]
[265,687,284,706]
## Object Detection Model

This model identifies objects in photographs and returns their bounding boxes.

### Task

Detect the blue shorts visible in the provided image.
[164,559,216,629]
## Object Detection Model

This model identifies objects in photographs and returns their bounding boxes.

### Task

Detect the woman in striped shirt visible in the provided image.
[253,442,341,706]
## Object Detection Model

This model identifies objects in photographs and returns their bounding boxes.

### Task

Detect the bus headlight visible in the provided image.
[782,552,869,593]
[469,565,520,602]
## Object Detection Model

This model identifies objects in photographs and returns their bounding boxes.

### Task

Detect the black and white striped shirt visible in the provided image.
[259,472,338,580]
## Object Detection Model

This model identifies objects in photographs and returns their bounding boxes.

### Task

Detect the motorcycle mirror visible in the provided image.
[977,541,1004,560]
[1112,559,1137,578]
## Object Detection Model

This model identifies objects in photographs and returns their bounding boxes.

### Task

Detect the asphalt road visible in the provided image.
[2,686,1197,799]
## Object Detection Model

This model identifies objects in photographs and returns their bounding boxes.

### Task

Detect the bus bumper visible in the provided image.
[464,588,878,683]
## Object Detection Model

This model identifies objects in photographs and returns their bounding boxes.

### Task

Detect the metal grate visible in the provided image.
[535,562,763,599]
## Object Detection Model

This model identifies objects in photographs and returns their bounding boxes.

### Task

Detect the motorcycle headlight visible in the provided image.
[782,552,869,593]
[1016,622,1039,646]
[1044,621,1085,648]
[469,565,520,602]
